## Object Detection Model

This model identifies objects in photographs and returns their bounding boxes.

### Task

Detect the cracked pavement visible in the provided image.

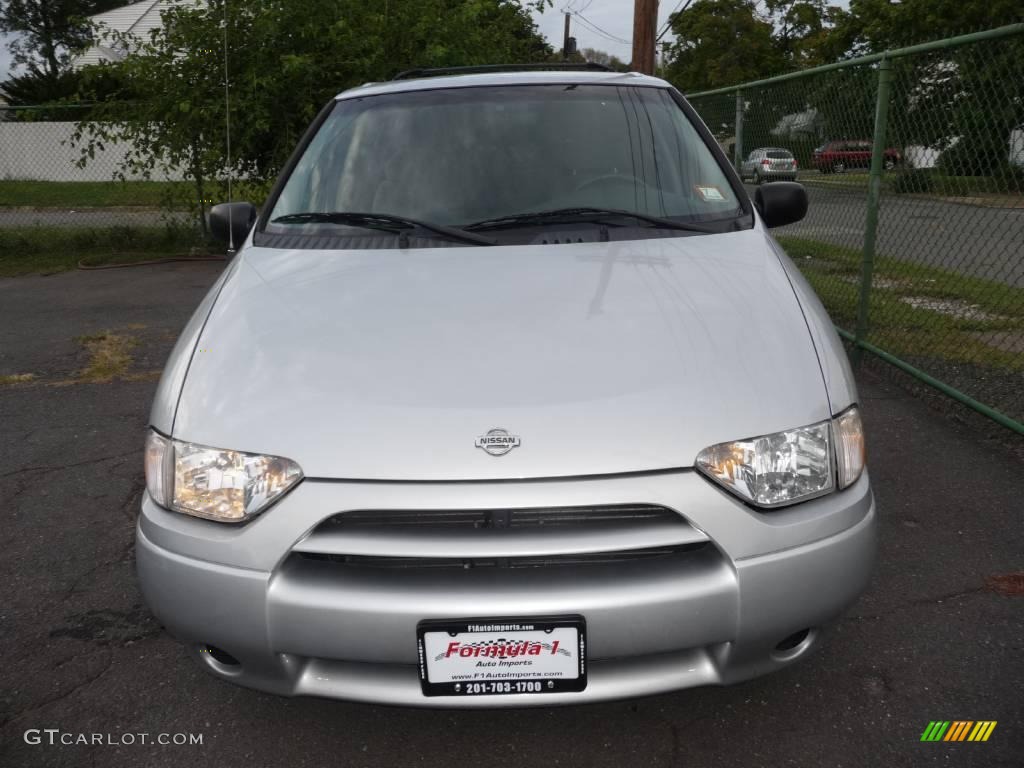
[1,262,1021,767]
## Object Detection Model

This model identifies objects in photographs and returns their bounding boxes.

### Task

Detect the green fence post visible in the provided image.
[854,56,893,363]
[733,89,743,172]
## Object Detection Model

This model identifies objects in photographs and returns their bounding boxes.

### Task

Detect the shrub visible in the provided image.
[938,138,1004,177]
[891,168,934,194]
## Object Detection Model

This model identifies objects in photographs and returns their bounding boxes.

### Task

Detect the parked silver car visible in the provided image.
[138,67,875,707]
[740,147,799,183]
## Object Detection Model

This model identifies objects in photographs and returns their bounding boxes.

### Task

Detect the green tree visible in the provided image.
[0,68,83,107]
[73,0,553,232]
[663,0,786,92]
[0,0,122,79]
[834,0,1023,53]
[764,0,849,68]
[72,0,552,231]
[832,0,1024,177]
[0,62,127,117]
[579,48,629,72]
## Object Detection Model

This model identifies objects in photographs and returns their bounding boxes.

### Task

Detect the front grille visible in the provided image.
[297,542,707,570]
[323,504,684,531]
[291,503,711,571]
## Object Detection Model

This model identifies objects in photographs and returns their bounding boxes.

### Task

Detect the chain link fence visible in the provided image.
[689,24,1024,436]
[3,31,1023,433]
[0,104,210,275]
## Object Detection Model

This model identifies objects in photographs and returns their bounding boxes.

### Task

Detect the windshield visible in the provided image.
[266,84,746,242]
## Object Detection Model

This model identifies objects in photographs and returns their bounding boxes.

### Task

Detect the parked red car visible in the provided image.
[813,140,901,173]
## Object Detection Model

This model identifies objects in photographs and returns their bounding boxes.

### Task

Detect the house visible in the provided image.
[72,0,206,69]
[770,108,822,141]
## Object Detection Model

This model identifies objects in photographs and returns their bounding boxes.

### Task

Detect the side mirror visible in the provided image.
[209,202,258,248]
[754,182,808,228]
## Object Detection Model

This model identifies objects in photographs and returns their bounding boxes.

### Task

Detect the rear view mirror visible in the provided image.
[209,202,258,248]
[754,182,808,228]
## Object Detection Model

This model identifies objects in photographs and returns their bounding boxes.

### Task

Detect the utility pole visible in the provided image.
[562,13,571,59]
[632,0,658,74]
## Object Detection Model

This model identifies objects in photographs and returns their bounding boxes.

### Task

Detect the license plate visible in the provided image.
[417,616,587,696]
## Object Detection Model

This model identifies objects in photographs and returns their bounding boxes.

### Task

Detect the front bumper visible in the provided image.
[136,470,876,707]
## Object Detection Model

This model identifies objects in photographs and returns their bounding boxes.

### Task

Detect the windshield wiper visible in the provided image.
[270,211,495,246]
[464,207,719,234]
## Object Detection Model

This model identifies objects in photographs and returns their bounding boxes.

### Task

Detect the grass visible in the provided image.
[3,329,162,387]
[802,170,1023,198]
[0,225,218,276]
[0,373,35,386]
[0,180,193,208]
[801,170,871,186]
[0,178,273,209]
[778,235,1024,371]
[71,331,138,383]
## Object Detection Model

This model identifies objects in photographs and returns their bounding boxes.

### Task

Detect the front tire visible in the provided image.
[832,161,846,174]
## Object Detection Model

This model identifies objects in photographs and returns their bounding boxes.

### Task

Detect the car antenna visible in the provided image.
[222,0,235,254]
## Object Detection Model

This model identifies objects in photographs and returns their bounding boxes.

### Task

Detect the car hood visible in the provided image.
[174,230,829,480]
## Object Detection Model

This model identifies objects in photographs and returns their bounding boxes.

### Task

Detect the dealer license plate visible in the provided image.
[417,616,587,696]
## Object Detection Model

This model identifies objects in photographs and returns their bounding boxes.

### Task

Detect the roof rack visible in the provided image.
[392,62,615,81]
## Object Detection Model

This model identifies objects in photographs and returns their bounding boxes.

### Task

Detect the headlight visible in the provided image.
[696,421,833,508]
[696,406,865,509]
[144,430,302,523]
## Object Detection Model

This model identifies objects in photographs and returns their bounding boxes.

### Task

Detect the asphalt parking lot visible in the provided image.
[1,261,1021,767]
[756,180,1024,287]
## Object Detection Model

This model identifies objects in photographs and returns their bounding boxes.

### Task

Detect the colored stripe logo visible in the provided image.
[921,721,997,742]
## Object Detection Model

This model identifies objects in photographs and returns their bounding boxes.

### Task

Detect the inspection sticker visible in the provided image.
[695,184,727,202]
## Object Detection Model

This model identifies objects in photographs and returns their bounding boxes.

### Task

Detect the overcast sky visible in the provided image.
[531,0,850,60]
[532,0,683,60]
[1,1,853,82]
[1,34,13,77]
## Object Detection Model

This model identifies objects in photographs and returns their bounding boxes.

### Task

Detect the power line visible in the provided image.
[657,0,694,42]
[561,0,593,14]
[658,0,688,37]
[573,13,630,45]
[572,11,631,46]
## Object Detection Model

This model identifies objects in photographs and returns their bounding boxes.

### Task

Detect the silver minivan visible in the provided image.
[139,66,875,707]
